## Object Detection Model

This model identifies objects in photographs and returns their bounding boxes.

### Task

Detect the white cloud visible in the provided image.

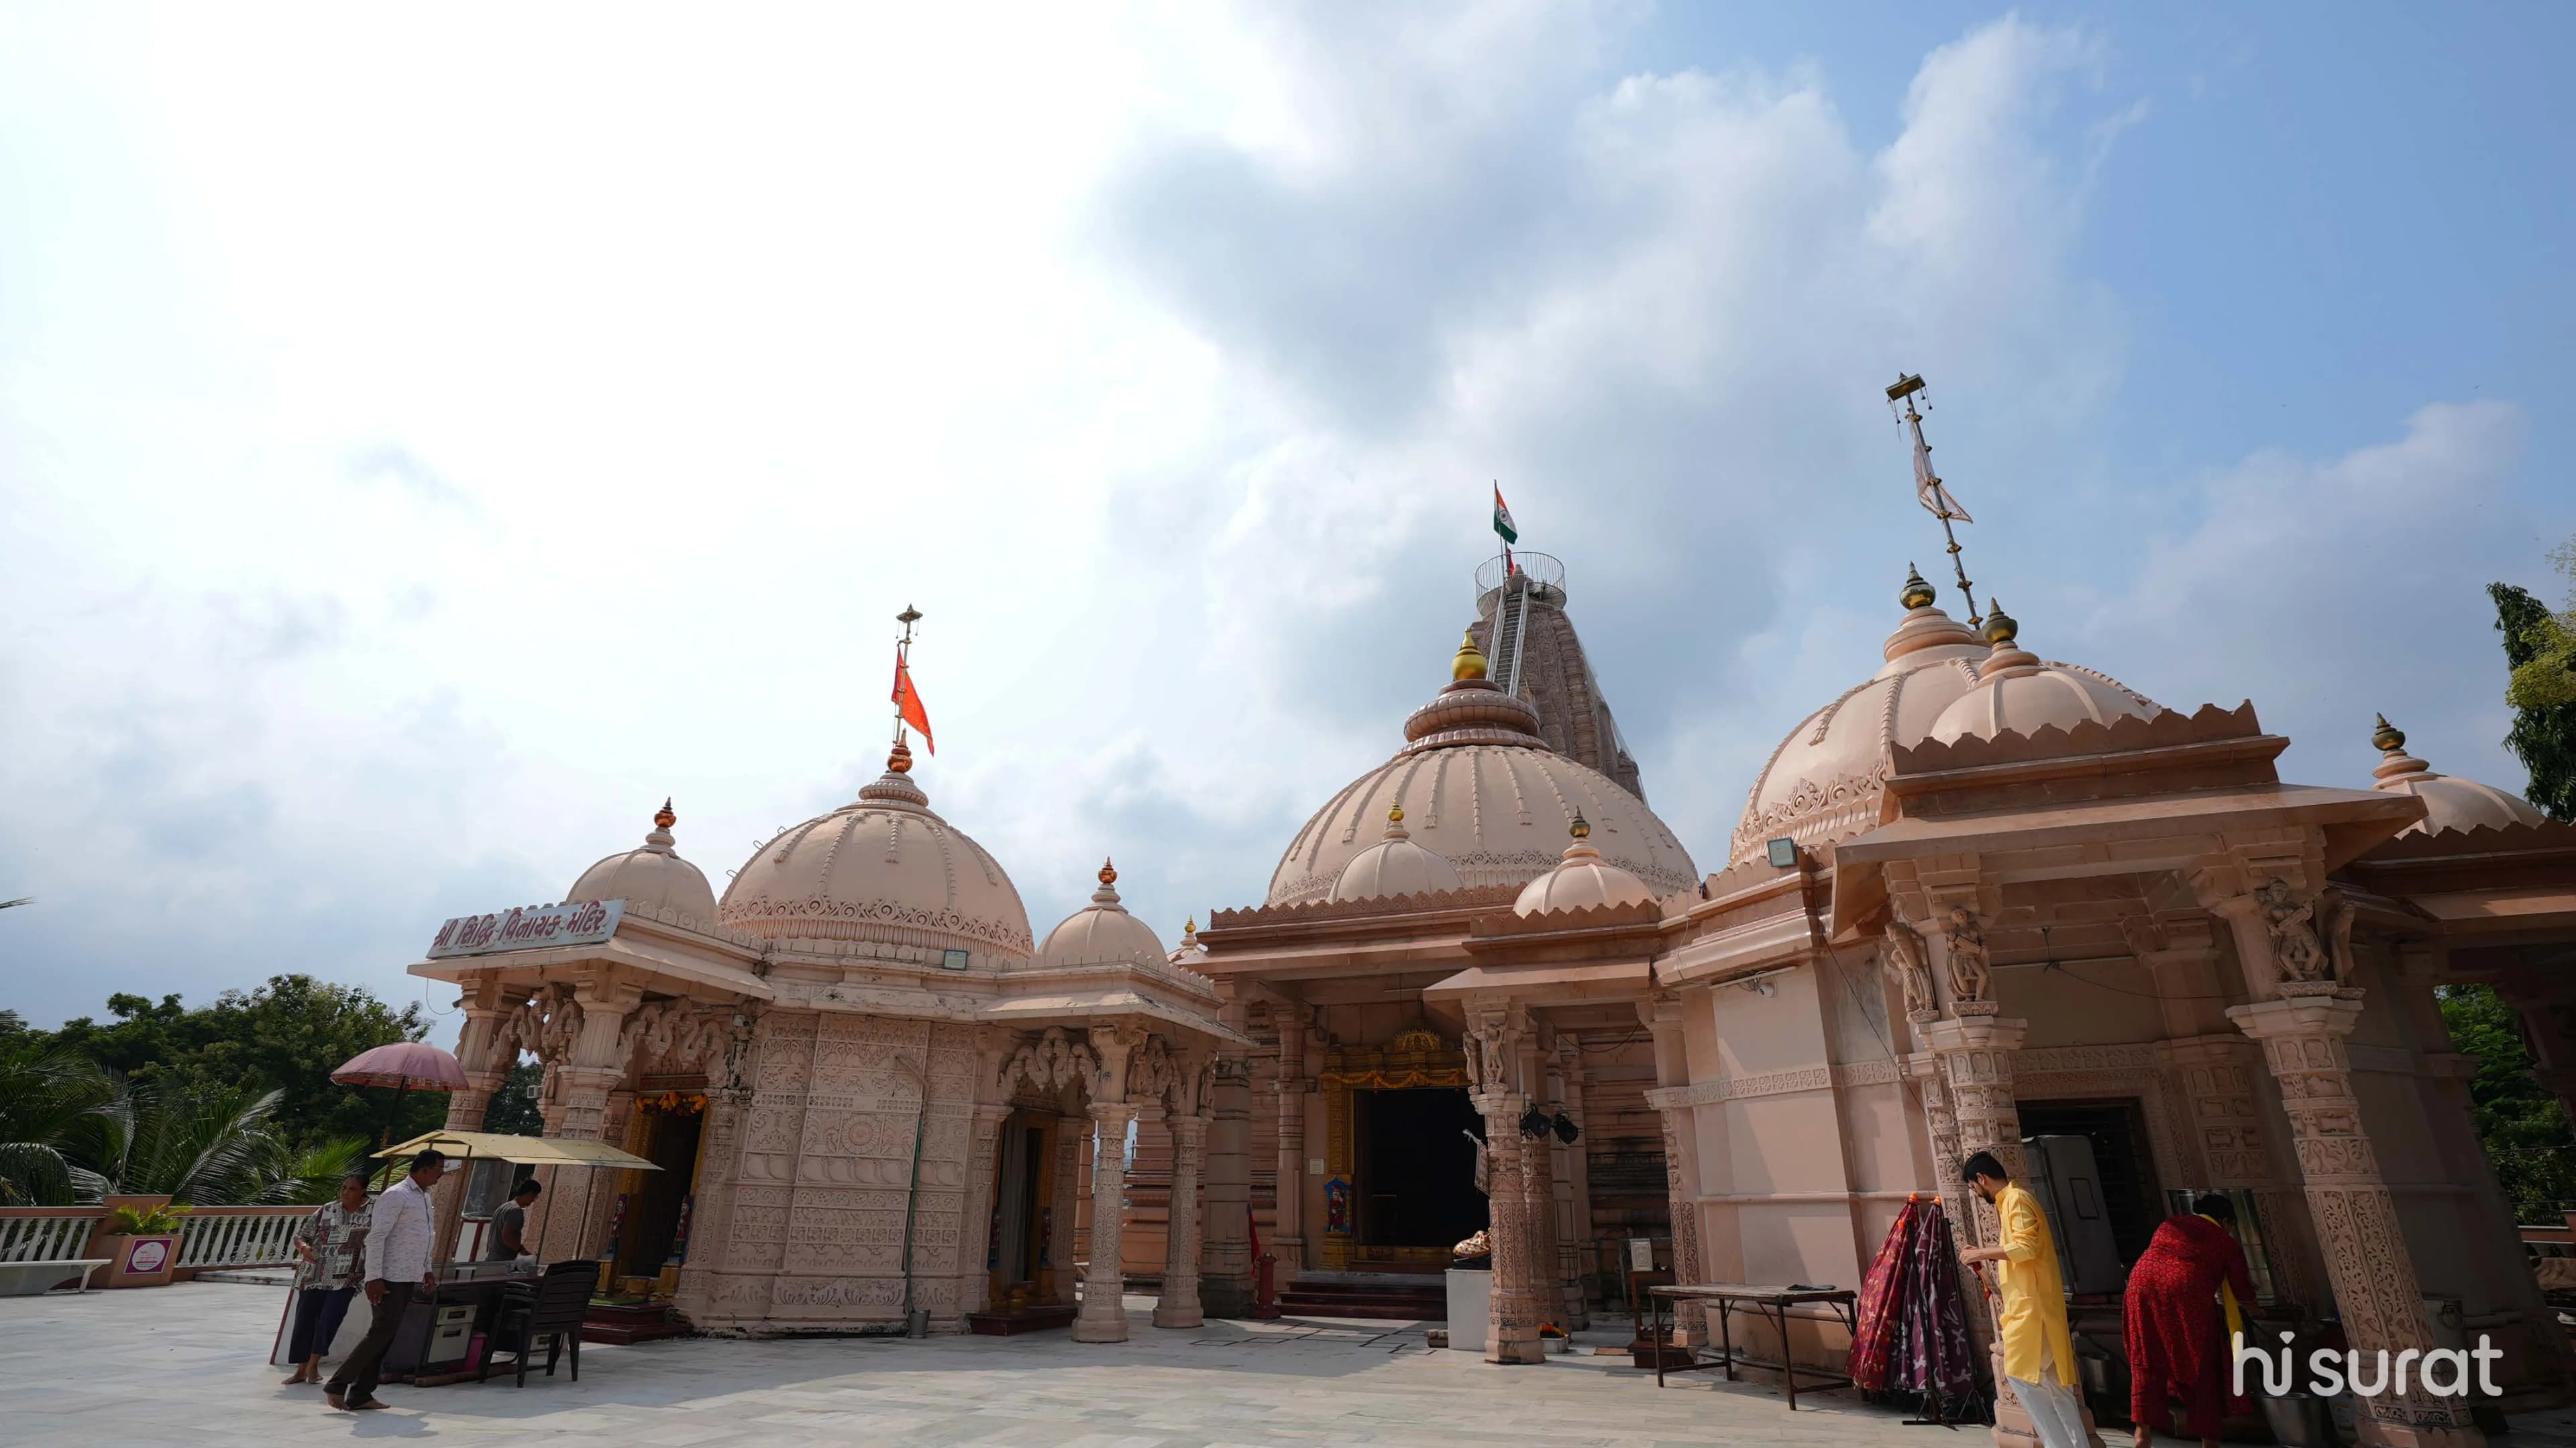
[0,7,2548,1035]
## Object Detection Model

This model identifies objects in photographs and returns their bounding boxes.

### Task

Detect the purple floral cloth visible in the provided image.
[1847,1198,1978,1402]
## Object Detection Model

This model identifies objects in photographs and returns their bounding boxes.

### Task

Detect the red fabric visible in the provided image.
[2123,1215,2257,1438]
[892,655,936,754]
[1849,1200,1920,1390]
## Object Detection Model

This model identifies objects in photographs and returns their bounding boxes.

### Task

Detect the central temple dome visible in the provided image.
[1268,632,1697,907]
[719,742,1035,966]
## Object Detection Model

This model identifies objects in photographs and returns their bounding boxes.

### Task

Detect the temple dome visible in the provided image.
[1514,816,1654,916]
[718,742,1035,966]
[566,800,718,924]
[1269,633,1697,907]
[2368,716,2548,837]
[1036,860,1167,968]
[1329,804,1466,903]
[1730,570,1991,868]
[1925,602,2160,746]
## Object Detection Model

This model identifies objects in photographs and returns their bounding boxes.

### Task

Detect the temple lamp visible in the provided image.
[1551,1111,1580,1144]
[1517,1106,1552,1139]
[331,1041,468,1186]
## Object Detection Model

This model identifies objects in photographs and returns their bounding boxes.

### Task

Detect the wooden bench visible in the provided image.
[0,1260,110,1296]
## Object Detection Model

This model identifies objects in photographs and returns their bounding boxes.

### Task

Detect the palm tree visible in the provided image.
[239,1134,374,1205]
[0,1040,115,1205]
[77,1079,293,1205]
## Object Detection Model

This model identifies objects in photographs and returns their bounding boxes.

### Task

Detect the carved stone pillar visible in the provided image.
[1919,1009,2028,1242]
[538,977,639,1266]
[1076,1101,1139,1343]
[1200,1052,1253,1317]
[1641,995,1705,1344]
[1466,999,1543,1365]
[1515,1039,1562,1330]
[2232,990,2483,1447]
[672,1084,749,1326]
[1271,1005,1313,1273]
[1155,1113,1209,1329]
[1046,1109,1082,1305]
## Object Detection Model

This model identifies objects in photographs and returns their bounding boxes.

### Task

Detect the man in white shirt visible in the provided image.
[326,1148,445,1412]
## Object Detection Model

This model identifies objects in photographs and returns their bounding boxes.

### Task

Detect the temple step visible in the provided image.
[1276,1276,1449,1322]
[580,1301,688,1345]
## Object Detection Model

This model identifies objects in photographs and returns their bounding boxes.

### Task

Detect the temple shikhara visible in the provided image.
[409,396,2576,1448]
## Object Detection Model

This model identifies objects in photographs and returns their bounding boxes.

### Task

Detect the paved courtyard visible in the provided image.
[2,1281,1941,1447]
[14,1282,2576,1447]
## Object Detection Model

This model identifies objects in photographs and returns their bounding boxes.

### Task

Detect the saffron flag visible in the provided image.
[892,653,935,754]
[1491,483,1517,545]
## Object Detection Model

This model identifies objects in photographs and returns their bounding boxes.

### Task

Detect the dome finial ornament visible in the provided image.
[2372,713,2406,753]
[1980,600,2018,648]
[1452,630,1489,682]
[1569,810,1591,841]
[655,797,677,830]
[887,739,914,774]
[1099,856,1117,886]
[1900,564,1937,612]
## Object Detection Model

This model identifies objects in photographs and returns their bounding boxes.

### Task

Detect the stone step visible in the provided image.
[580,1301,688,1345]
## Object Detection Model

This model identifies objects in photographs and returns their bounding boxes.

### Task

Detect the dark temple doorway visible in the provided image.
[1356,1087,1487,1256]
[617,1107,704,1284]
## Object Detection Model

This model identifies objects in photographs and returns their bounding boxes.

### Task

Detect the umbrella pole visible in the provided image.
[374,1075,409,1189]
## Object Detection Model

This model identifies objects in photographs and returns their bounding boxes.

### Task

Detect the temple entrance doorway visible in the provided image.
[1354,1087,1486,1266]
[615,1099,706,1293]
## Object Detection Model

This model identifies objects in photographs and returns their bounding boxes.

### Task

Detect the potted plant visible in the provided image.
[94,1204,188,1288]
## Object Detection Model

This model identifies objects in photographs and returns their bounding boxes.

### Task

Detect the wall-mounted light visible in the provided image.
[1551,1111,1580,1144]
[1766,838,1799,869]
[1729,964,1797,997]
[1519,1105,1554,1139]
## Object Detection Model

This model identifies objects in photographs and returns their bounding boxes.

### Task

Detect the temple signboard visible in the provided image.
[428,899,624,958]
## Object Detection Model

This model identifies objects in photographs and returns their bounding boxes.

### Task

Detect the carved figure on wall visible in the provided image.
[1882,920,1937,1017]
[1940,906,1991,1005]
[1462,1005,1517,1097]
[522,982,582,1065]
[2255,877,2332,985]
[1000,1027,1097,1097]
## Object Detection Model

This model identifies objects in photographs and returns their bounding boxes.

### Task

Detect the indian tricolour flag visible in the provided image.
[1491,484,1517,545]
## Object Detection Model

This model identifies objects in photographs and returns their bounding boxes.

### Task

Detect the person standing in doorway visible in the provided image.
[2124,1193,2257,1448]
[1958,1150,2086,1448]
[325,1148,444,1412]
[485,1178,541,1262]
[281,1172,374,1385]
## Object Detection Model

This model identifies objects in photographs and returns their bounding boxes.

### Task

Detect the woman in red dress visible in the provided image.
[2124,1193,2258,1447]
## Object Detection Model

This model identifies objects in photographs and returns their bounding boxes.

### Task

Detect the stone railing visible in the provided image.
[176,1205,315,1271]
[0,1209,99,1263]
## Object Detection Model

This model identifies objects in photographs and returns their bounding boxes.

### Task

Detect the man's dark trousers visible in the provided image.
[326,1281,415,1403]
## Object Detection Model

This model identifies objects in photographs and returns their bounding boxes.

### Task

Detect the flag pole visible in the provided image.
[893,604,922,750]
[1886,374,1980,627]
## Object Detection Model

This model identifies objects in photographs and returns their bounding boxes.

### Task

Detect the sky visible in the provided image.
[2,3,2570,1037]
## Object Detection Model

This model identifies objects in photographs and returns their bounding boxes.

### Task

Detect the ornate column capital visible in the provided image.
[2226,987,2366,1043]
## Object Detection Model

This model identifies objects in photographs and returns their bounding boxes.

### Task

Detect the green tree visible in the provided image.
[480,1058,545,1136]
[2492,535,2576,820]
[0,1040,115,1205]
[2440,984,2576,1222]
[40,975,447,1154]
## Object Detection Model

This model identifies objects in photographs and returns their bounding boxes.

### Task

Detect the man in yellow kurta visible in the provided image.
[1960,1150,2087,1448]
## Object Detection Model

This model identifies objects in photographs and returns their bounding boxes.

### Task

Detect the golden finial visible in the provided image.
[1389,801,1405,824]
[1098,856,1117,886]
[1452,629,1489,682]
[888,739,914,775]
[1900,564,1936,612]
[1568,810,1590,840]
[654,797,677,830]
[1184,915,1196,936]
[2371,713,2406,753]
[1980,600,2018,648]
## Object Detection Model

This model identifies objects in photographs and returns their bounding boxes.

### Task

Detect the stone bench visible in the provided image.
[0,1260,109,1296]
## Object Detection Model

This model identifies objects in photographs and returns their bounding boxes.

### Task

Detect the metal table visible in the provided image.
[1647,1283,1861,1410]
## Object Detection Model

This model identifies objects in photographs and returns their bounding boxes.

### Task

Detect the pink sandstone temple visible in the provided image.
[411,532,2576,1448]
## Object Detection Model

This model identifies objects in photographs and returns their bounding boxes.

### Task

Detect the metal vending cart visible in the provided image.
[270,1131,658,1386]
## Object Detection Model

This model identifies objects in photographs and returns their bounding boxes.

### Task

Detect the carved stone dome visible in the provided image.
[1731,575,1990,869]
[1329,805,1466,903]
[1036,860,1168,968]
[1925,603,2160,746]
[718,743,1034,966]
[1513,816,1654,916]
[566,800,718,924]
[2368,716,2548,837]
[1269,636,1697,908]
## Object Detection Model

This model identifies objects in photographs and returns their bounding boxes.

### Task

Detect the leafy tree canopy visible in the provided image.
[2493,535,2576,819]
[2440,983,2576,1223]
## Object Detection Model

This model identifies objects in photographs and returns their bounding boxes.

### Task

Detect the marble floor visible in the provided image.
[1,1281,1946,1447]
[11,1282,2576,1447]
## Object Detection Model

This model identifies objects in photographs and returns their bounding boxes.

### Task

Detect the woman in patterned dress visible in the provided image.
[281,1173,374,1386]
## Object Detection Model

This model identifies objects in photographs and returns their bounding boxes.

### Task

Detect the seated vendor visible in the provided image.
[486,1178,541,1262]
